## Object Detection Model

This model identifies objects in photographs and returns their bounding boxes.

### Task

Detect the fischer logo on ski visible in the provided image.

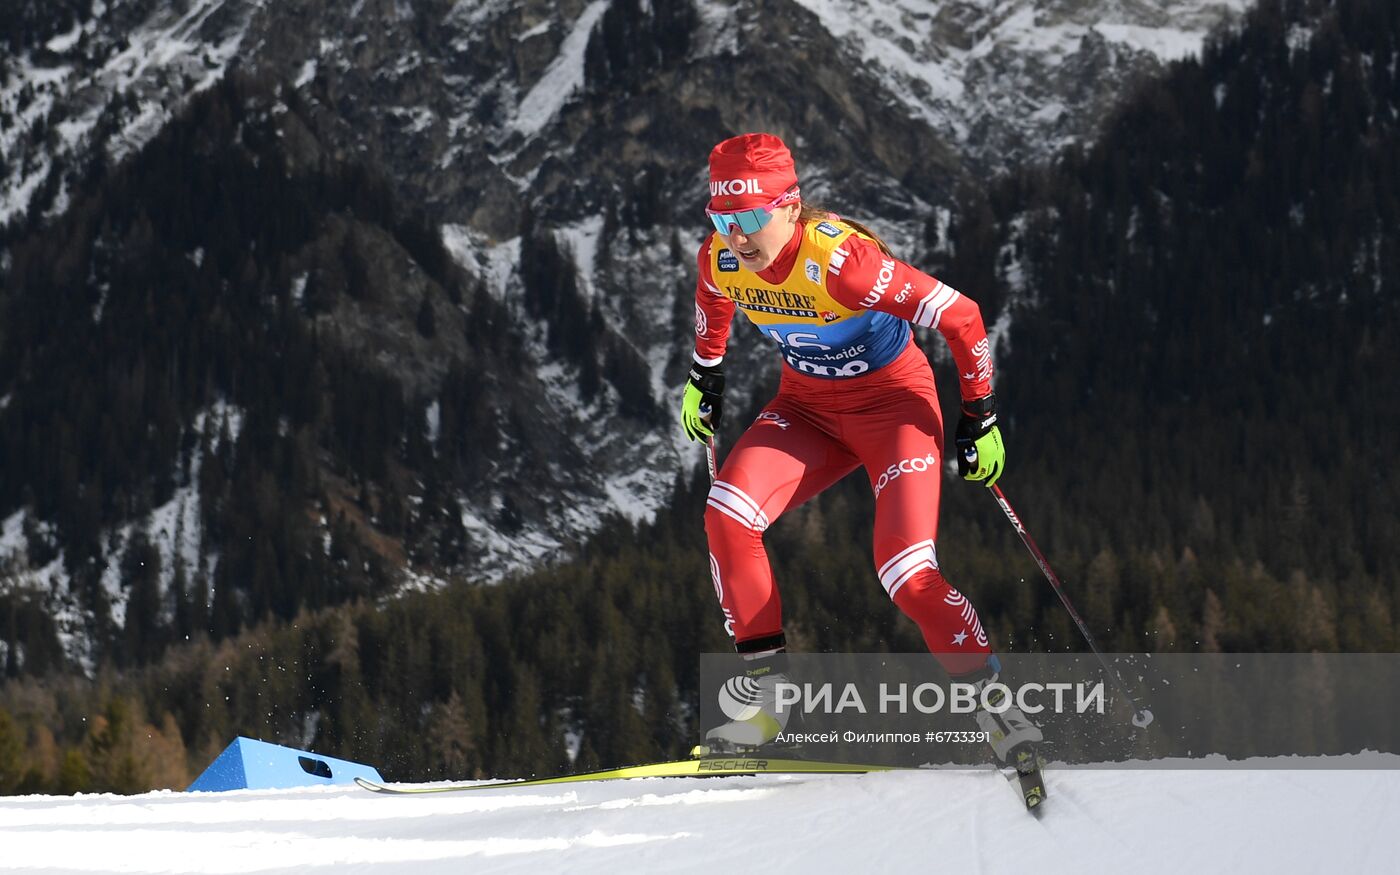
[696,758,769,771]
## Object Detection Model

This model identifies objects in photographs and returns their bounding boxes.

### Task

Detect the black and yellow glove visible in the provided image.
[681,362,725,442]
[955,393,1005,487]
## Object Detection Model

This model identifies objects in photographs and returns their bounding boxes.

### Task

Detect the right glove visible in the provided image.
[681,362,724,442]
[955,393,1005,487]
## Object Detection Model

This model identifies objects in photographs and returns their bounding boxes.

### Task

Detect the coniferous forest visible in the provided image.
[1,0,1398,793]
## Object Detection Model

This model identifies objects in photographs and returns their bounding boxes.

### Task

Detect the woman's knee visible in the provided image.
[704,479,771,542]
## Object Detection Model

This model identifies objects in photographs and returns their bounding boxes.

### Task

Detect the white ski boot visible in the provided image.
[960,664,1044,766]
[701,651,794,753]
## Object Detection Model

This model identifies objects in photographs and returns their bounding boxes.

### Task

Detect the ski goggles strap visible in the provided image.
[706,186,800,235]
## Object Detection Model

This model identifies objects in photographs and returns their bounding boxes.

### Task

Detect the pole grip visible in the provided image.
[697,403,718,482]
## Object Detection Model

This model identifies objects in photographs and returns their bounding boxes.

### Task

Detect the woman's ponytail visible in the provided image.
[797,203,895,258]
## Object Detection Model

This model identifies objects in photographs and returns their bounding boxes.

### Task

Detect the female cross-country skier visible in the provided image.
[681,132,1041,767]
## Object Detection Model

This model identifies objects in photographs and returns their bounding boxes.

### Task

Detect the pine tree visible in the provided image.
[56,749,91,795]
[425,690,477,780]
[0,708,23,795]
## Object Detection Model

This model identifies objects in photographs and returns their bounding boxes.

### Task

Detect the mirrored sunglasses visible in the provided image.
[706,186,800,235]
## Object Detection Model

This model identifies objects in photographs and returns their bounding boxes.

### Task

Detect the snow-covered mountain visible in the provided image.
[0,0,1252,665]
[1,0,1254,228]
[0,756,1395,874]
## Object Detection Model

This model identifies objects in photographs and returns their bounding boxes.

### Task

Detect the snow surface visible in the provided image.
[0,510,26,559]
[440,225,521,301]
[554,216,606,300]
[510,0,611,136]
[0,758,1395,874]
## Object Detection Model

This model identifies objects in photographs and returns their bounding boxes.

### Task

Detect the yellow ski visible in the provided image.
[354,757,897,795]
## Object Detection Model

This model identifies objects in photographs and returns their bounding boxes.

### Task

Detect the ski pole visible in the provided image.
[988,483,1155,728]
[699,404,718,483]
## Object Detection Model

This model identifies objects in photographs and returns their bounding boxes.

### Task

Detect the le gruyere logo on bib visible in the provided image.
[717,249,739,272]
[723,285,819,319]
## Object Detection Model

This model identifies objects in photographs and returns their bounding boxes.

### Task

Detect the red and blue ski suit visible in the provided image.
[695,217,994,674]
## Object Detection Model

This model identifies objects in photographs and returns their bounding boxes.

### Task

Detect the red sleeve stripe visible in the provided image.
[828,247,850,277]
[912,281,961,329]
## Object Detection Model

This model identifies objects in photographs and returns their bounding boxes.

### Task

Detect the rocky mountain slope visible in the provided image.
[0,0,1250,670]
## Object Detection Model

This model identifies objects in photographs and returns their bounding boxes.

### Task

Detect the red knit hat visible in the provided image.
[707,133,800,211]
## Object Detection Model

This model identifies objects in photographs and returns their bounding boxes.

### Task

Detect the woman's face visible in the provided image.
[722,203,801,272]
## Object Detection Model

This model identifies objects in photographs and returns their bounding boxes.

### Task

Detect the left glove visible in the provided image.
[681,362,725,442]
[956,393,1005,487]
